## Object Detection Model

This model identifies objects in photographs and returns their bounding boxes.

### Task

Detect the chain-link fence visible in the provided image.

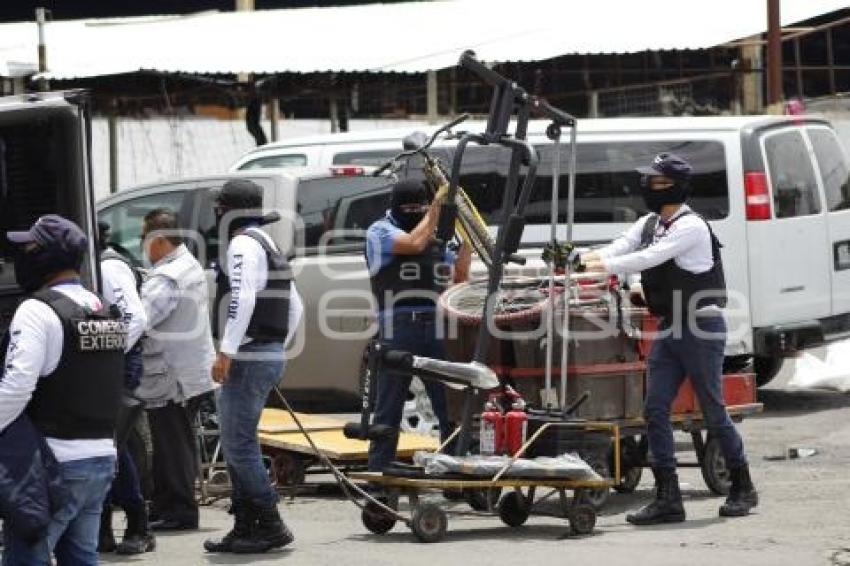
[591,73,740,118]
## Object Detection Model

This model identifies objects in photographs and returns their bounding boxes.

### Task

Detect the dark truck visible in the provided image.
[0,91,101,338]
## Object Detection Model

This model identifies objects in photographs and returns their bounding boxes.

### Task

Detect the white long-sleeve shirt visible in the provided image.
[219,228,303,356]
[597,205,715,275]
[0,282,116,462]
[101,258,147,351]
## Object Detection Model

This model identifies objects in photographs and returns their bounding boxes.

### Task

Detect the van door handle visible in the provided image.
[780,286,805,293]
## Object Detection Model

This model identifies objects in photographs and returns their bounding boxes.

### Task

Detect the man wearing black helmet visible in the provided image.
[581,153,758,524]
[365,179,471,473]
[205,179,302,554]
[0,215,125,564]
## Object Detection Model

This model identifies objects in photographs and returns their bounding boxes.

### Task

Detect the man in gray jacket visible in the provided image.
[137,208,215,531]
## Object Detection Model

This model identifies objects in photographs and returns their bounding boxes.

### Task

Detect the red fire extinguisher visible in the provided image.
[504,396,528,457]
[480,395,505,456]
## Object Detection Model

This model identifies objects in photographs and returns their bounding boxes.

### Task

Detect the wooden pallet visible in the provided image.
[257,409,439,461]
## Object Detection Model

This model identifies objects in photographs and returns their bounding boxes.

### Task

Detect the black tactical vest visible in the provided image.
[638,212,727,320]
[101,247,143,290]
[369,241,449,312]
[214,229,292,343]
[26,289,126,440]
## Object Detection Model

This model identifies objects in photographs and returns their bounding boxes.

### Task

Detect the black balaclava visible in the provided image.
[641,179,690,214]
[390,179,428,232]
[637,152,693,214]
[215,178,279,238]
[14,245,82,292]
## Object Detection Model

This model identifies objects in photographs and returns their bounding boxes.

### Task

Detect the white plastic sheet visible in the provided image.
[413,451,601,480]
[787,339,850,392]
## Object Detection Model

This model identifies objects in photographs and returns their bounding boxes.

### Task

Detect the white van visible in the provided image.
[227,115,850,386]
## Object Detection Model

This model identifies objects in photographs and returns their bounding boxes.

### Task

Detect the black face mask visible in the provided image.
[641,181,689,214]
[13,248,62,293]
[215,206,264,238]
[392,203,427,232]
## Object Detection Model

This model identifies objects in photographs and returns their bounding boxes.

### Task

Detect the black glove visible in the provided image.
[542,240,584,271]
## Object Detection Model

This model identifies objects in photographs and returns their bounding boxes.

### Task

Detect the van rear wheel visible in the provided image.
[754,355,783,387]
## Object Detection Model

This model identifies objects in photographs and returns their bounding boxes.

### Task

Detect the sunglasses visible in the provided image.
[640,175,675,190]
[398,203,428,213]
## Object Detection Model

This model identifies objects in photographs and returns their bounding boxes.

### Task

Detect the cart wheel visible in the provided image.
[362,497,397,535]
[498,491,530,528]
[411,503,448,543]
[700,435,731,496]
[271,453,307,488]
[576,452,611,509]
[613,437,643,494]
[568,504,596,536]
[464,488,502,512]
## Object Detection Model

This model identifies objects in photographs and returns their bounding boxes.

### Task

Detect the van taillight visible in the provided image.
[330,166,365,176]
[744,171,771,221]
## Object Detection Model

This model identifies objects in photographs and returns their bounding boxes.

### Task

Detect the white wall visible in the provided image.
[91,116,428,202]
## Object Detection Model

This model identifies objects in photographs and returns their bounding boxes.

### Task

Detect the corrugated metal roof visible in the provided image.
[0,0,846,79]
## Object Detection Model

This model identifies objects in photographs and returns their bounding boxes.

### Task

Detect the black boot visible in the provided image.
[98,505,117,553]
[231,503,294,554]
[626,468,686,525]
[116,504,156,555]
[719,464,758,517]
[203,499,254,553]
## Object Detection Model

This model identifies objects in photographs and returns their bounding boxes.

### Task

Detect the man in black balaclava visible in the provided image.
[580,153,757,525]
[364,179,471,472]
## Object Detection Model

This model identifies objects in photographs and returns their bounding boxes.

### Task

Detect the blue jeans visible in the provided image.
[368,312,450,472]
[3,455,116,566]
[217,341,285,507]
[645,315,746,471]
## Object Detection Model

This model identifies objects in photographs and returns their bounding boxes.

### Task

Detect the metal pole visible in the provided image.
[767,0,783,106]
[794,38,803,100]
[108,112,119,194]
[329,98,339,133]
[268,98,280,142]
[826,29,836,95]
[544,133,562,410]
[559,123,578,411]
[588,91,599,118]
[449,68,458,116]
[35,7,49,92]
[427,70,439,124]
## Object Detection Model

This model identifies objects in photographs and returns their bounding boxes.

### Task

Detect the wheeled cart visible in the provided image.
[347,421,620,543]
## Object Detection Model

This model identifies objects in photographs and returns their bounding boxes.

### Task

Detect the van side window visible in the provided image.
[534,141,729,223]
[433,142,729,224]
[764,130,822,218]
[238,154,307,170]
[294,176,393,250]
[808,128,850,212]
[98,190,188,263]
[333,150,400,167]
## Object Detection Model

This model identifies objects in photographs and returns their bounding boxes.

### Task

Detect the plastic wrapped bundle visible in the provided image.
[412,451,601,481]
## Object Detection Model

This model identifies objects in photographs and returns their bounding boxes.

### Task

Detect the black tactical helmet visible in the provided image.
[216,179,263,211]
